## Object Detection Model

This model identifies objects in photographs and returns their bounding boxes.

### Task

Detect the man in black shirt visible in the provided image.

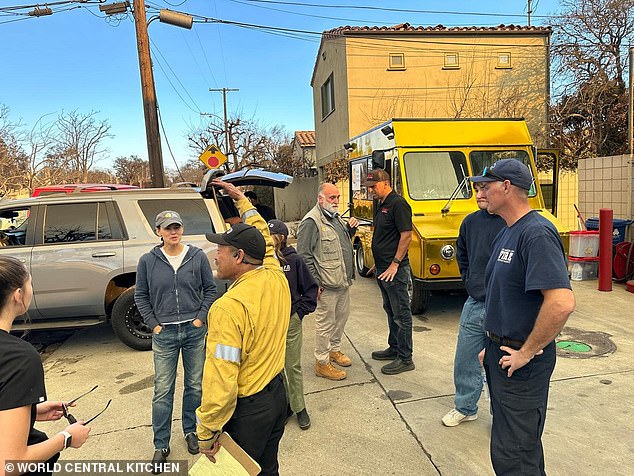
[366,169,415,375]
[245,191,276,222]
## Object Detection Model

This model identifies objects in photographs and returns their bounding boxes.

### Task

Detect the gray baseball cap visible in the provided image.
[155,210,183,229]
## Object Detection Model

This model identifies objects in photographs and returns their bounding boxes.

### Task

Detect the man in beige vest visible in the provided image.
[297,183,358,380]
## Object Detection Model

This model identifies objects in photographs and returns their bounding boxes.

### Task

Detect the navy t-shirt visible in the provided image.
[484,211,571,341]
[371,191,413,270]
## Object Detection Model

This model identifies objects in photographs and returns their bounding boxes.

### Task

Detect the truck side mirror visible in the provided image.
[372,150,385,169]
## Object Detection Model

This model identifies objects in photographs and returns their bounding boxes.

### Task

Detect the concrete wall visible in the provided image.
[578,154,633,240]
[274,176,319,222]
[538,170,579,231]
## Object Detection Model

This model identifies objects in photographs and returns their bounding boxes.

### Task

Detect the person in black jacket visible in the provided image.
[135,210,216,473]
[268,219,318,430]
[245,191,276,222]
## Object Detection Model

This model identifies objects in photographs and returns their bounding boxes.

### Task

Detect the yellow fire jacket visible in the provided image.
[196,197,291,440]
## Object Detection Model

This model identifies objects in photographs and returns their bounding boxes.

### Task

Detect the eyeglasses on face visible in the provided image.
[62,385,112,425]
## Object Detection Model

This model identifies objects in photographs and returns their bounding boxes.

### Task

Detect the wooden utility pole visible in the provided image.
[209,88,239,169]
[133,0,165,188]
[527,0,532,26]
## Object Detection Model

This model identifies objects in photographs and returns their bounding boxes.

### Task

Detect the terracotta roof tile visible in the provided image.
[294,131,315,147]
[324,23,552,38]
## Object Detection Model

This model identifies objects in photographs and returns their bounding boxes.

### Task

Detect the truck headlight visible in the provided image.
[440,244,455,260]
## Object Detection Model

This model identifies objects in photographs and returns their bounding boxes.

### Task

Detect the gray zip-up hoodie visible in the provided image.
[135,244,217,330]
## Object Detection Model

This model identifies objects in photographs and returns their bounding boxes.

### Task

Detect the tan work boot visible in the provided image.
[315,361,347,380]
[329,351,352,367]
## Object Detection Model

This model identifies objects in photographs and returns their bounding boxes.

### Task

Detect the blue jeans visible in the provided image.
[376,262,413,362]
[151,321,206,450]
[453,296,486,416]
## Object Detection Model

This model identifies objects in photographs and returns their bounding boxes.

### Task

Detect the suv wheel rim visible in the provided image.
[125,304,152,339]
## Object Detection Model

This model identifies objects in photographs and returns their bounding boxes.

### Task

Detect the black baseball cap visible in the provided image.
[268,219,288,237]
[205,223,266,261]
[362,168,390,186]
[470,159,534,191]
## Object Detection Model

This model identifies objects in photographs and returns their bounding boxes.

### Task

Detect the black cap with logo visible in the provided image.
[205,223,266,261]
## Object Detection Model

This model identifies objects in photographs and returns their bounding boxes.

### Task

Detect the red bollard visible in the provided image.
[598,208,613,292]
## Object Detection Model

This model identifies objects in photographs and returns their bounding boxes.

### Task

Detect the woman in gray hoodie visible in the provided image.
[135,210,216,472]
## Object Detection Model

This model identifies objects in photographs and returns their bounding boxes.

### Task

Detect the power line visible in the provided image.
[0,0,102,14]
[150,42,202,114]
[149,37,203,112]
[227,0,396,26]
[157,102,185,181]
[231,0,556,20]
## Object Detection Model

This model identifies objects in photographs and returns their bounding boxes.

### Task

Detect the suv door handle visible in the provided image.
[92,252,116,258]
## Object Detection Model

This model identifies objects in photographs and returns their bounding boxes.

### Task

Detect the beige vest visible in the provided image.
[304,205,349,289]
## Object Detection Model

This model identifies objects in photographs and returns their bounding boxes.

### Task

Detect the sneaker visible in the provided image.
[315,361,347,380]
[381,358,415,375]
[329,351,352,367]
[151,448,170,475]
[297,408,311,430]
[371,348,398,361]
[442,409,478,427]
[185,432,199,455]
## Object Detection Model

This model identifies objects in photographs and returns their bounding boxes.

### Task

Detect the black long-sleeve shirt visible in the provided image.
[456,209,506,302]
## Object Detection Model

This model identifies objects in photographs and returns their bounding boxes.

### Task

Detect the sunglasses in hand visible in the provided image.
[62,385,112,425]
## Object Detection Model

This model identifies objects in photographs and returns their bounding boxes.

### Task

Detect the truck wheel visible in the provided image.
[354,242,371,277]
[409,274,431,315]
[111,287,152,351]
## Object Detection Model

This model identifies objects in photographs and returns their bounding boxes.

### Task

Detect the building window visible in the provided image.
[443,53,460,69]
[496,52,512,69]
[388,53,405,70]
[321,74,335,119]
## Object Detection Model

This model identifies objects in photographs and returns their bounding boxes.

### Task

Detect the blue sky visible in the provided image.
[0,0,561,170]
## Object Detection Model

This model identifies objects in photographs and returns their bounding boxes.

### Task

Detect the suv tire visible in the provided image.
[111,287,152,351]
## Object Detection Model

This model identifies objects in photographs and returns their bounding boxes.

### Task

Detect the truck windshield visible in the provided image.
[403,151,470,200]
[469,150,536,197]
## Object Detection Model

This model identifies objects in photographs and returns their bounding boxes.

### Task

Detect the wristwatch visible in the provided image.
[61,430,72,450]
[392,257,402,265]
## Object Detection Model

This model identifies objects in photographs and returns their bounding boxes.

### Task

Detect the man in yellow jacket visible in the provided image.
[196,180,291,475]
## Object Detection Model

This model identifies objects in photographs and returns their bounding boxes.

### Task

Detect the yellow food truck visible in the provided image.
[347,118,566,314]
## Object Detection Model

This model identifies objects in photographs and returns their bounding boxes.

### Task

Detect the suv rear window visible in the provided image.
[138,199,215,235]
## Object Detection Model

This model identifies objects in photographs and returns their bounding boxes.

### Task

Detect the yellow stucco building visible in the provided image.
[311,23,552,170]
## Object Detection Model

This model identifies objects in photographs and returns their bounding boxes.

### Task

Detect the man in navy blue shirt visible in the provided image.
[471,159,575,475]
[442,186,505,427]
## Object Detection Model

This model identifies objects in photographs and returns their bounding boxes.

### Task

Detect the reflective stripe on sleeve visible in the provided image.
[241,209,259,221]
[214,343,241,363]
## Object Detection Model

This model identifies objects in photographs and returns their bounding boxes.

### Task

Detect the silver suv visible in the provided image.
[0,170,291,350]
